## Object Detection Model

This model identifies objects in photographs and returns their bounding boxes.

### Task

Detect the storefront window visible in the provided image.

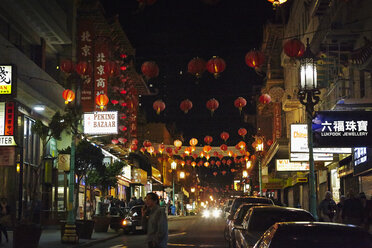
[330,169,340,202]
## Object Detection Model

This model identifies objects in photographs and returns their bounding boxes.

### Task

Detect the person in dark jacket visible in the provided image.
[128,197,137,209]
[342,190,363,226]
[0,198,10,243]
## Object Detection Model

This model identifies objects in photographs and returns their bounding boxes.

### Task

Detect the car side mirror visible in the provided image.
[233,224,244,231]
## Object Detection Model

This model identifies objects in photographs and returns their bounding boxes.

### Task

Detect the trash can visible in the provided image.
[170,205,176,215]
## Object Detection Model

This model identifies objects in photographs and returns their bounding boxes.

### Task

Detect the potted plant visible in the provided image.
[59,139,104,239]
[13,112,65,248]
[87,160,126,232]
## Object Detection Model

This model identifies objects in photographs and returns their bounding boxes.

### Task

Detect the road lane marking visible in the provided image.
[109,245,127,248]
[167,243,195,247]
[168,244,226,248]
[168,232,187,237]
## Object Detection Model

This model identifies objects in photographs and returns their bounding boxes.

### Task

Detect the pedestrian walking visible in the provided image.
[335,195,346,223]
[145,192,168,248]
[360,192,372,231]
[137,197,145,206]
[318,191,337,222]
[342,190,364,226]
[0,198,10,243]
[128,197,137,209]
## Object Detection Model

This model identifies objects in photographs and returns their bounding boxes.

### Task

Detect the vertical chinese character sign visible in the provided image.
[94,38,109,111]
[77,19,94,112]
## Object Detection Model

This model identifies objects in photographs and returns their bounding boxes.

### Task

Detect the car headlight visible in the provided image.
[202,209,211,218]
[122,219,132,226]
[212,209,221,218]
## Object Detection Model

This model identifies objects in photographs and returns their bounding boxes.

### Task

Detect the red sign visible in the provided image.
[94,38,109,111]
[77,18,94,112]
[273,102,281,141]
[4,102,15,135]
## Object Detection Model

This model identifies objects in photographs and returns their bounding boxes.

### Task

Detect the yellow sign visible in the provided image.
[58,154,70,171]
[0,66,13,95]
[0,136,16,146]
[151,166,162,182]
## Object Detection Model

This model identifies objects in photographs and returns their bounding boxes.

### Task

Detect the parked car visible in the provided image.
[235,206,315,248]
[224,197,274,241]
[224,198,234,219]
[253,222,372,248]
[121,205,145,234]
[226,203,271,248]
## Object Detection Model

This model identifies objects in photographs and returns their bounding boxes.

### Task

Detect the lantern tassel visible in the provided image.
[100,105,104,110]
[156,108,161,115]
[239,107,242,115]
[65,100,69,104]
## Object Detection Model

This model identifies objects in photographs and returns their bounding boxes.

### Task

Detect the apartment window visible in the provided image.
[360,71,365,98]
[23,116,40,166]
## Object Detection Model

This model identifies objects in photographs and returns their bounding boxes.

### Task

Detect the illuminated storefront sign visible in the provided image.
[0,102,16,146]
[353,147,372,175]
[83,111,118,134]
[0,65,16,97]
[290,152,333,162]
[313,111,372,147]
[276,159,309,171]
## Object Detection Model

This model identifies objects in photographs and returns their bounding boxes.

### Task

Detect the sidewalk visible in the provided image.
[0,216,183,248]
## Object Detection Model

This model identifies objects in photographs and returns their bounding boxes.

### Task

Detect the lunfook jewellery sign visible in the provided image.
[312,111,372,148]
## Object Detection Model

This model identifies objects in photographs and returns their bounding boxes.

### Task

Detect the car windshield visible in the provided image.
[271,227,372,248]
[248,210,314,232]
[129,207,142,218]
[232,198,273,213]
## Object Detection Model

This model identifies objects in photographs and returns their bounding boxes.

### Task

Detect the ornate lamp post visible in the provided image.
[171,161,177,211]
[254,133,264,196]
[298,38,320,220]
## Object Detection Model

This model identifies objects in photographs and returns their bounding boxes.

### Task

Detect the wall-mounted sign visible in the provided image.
[290,152,333,162]
[0,102,16,146]
[83,111,118,134]
[353,147,372,176]
[132,168,147,185]
[58,154,70,171]
[291,124,351,153]
[313,111,372,148]
[276,159,309,171]
[0,65,16,97]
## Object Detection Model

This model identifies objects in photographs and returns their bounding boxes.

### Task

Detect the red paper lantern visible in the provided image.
[220,144,228,151]
[210,160,216,165]
[203,145,212,153]
[111,139,119,145]
[206,56,226,78]
[119,125,127,132]
[216,161,221,167]
[143,140,152,148]
[118,138,127,144]
[62,89,75,104]
[204,136,213,145]
[189,138,198,146]
[267,139,273,146]
[130,144,138,151]
[234,97,247,113]
[141,61,159,79]
[180,99,193,114]
[60,60,74,74]
[206,98,219,115]
[238,128,247,138]
[213,171,218,176]
[187,57,206,78]
[76,61,90,76]
[166,147,173,155]
[132,139,138,145]
[96,94,109,110]
[259,94,271,104]
[111,99,119,105]
[227,159,232,166]
[220,132,229,142]
[245,51,265,68]
[104,61,119,77]
[153,100,166,115]
[221,170,227,175]
[222,159,226,165]
[237,141,246,150]
[283,39,305,58]
[213,151,219,157]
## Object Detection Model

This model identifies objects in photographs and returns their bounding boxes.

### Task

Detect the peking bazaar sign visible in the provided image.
[83,111,118,135]
[312,111,372,148]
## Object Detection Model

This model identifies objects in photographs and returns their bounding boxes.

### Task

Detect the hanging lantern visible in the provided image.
[267,139,273,146]
[111,139,119,145]
[222,159,226,165]
[210,160,216,165]
[192,153,198,160]
[220,132,229,142]
[158,144,165,154]
[143,140,152,147]
[206,56,226,78]
[180,99,193,114]
[213,151,219,157]
[267,0,288,8]
[153,100,166,114]
[166,147,173,155]
[104,61,119,77]
[227,159,232,166]
[189,138,198,146]
[141,61,159,79]
[237,141,246,150]
[238,128,247,138]
[204,162,210,167]
[95,94,109,110]
[220,144,228,151]
[213,171,218,176]
[204,136,213,145]
[234,97,247,113]
[119,125,127,131]
[118,138,127,144]
[283,39,305,58]
[76,61,90,76]
[62,89,75,104]
[132,139,138,145]
[221,170,227,175]
[191,161,196,167]
[60,60,74,74]
[202,145,212,154]
[184,147,193,155]
[187,57,206,78]
[245,51,265,69]
[130,144,138,151]
[111,99,119,105]
[206,98,219,115]
[147,146,155,154]
[205,154,210,160]
[259,94,271,104]
[140,147,146,153]
[216,161,221,167]
[174,139,182,148]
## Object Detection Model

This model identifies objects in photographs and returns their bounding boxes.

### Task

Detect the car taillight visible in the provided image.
[122,220,127,226]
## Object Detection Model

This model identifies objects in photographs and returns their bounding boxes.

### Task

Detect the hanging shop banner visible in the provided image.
[94,37,109,111]
[272,102,281,142]
[312,111,372,148]
[353,147,372,176]
[77,18,94,112]
[276,159,309,171]
[0,65,16,98]
[290,152,333,162]
[83,111,118,135]
[0,102,16,146]
[291,124,352,153]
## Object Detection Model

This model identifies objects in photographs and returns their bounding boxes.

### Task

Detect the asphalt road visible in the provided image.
[91,215,227,248]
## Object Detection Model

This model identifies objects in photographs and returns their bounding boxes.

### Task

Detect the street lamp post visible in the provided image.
[298,38,320,220]
[255,134,264,196]
[171,161,177,214]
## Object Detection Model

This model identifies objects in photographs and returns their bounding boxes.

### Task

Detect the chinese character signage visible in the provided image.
[0,102,16,146]
[83,111,118,135]
[353,147,372,175]
[0,65,16,98]
[94,38,109,111]
[273,102,281,142]
[313,111,372,148]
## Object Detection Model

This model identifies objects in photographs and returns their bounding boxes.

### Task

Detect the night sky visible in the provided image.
[101,0,274,145]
